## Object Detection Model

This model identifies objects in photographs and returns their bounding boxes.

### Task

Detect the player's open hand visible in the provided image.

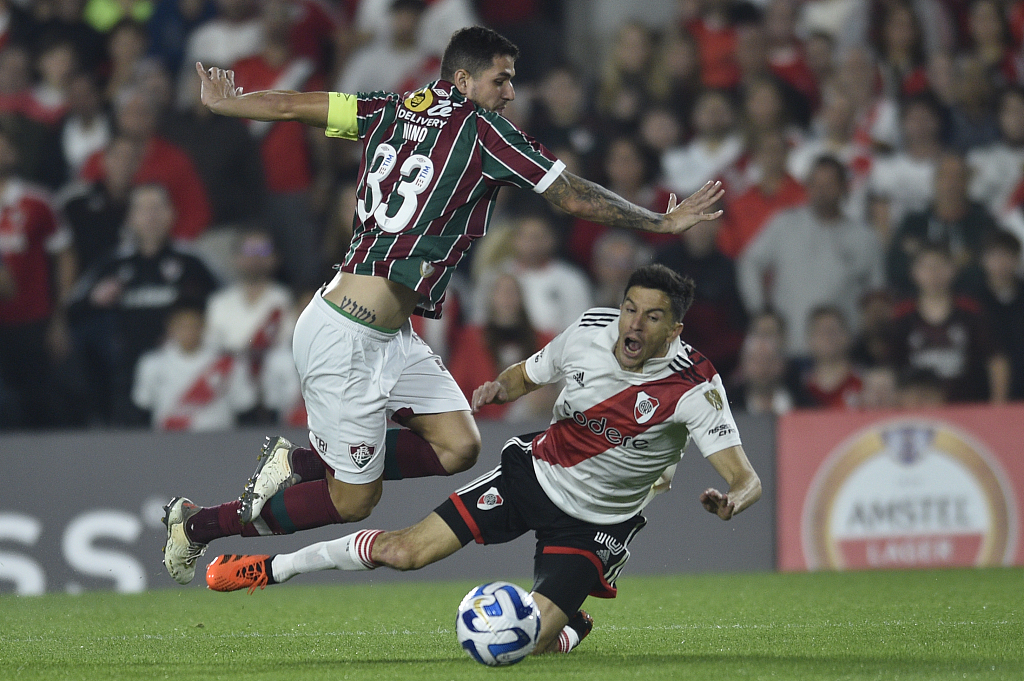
[657,181,724,235]
[700,488,736,520]
[195,62,243,110]
[471,380,509,412]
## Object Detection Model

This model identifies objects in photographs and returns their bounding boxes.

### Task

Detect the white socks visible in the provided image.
[270,530,383,582]
[556,625,580,653]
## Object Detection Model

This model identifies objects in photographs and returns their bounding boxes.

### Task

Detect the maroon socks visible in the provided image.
[186,480,343,543]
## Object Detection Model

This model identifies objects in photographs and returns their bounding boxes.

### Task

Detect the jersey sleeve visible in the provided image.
[675,374,743,458]
[523,321,574,386]
[477,113,565,193]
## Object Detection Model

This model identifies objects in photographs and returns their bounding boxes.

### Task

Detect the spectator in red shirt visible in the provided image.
[797,306,863,409]
[764,0,819,109]
[683,0,739,89]
[79,84,212,241]
[717,129,806,259]
[447,273,555,422]
[230,0,324,288]
[0,125,76,428]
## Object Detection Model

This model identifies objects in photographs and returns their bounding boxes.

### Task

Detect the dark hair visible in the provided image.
[623,264,696,322]
[983,229,1023,256]
[807,304,849,330]
[440,26,519,81]
[604,135,661,186]
[913,241,953,262]
[390,0,426,13]
[900,91,944,122]
[810,154,848,185]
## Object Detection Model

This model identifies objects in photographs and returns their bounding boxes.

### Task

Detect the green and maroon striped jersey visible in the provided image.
[329,81,564,318]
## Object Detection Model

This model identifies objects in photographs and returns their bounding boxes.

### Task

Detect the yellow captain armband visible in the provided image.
[325,92,358,140]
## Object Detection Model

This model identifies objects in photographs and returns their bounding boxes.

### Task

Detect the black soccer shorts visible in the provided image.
[434,433,648,617]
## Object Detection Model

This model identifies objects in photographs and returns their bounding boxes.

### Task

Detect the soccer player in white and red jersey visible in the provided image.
[162,27,725,586]
[205,264,762,656]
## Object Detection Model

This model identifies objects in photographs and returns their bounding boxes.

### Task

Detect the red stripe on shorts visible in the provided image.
[542,546,618,599]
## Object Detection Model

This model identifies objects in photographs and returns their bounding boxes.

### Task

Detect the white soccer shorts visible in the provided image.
[291,292,470,483]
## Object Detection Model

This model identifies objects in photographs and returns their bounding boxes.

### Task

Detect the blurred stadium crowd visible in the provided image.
[1,0,1023,432]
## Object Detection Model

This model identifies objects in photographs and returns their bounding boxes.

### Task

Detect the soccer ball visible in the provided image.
[456,581,541,666]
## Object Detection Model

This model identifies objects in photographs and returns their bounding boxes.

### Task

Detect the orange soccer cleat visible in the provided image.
[206,554,273,594]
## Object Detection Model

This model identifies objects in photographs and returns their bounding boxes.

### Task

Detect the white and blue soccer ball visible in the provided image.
[455,581,541,666]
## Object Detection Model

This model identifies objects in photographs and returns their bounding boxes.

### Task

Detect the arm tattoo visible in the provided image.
[339,295,378,325]
[542,172,663,232]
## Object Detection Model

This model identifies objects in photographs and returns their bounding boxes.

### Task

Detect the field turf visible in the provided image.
[2,568,1021,680]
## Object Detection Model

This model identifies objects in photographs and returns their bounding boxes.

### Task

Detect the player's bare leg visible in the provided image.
[399,410,481,474]
[369,512,464,569]
[207,512,463,591]
[530,592,593,655]
[325,471,382,522]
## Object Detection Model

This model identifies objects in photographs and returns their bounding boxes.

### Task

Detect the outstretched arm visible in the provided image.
[542,171,724,235]
[701,446,761,520]
[196,62,330,127]
[471,361,540,413]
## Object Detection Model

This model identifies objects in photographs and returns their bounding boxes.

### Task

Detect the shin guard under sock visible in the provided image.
[382,428,449,480]
[186,480,343,543]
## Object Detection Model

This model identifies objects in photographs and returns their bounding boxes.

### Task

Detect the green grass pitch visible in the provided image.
[2,568,1021,680]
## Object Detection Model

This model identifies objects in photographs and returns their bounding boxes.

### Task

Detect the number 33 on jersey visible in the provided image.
[323,84,566,318]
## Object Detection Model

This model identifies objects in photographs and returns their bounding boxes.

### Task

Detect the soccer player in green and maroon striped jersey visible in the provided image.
[161,26,725,587]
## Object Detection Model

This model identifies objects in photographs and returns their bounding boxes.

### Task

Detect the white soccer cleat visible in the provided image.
[238,436,303,524]
[162,496,208,585]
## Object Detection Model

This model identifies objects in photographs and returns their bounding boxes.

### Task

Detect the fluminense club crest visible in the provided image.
[634,391,659,424]
[349,442,375,469]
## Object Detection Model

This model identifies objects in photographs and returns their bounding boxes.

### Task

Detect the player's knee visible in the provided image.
[335,501,374,522]
[443,435,480,474]
[328,480,382,522]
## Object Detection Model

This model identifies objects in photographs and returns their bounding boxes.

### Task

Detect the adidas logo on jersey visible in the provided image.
[572,371,585,387]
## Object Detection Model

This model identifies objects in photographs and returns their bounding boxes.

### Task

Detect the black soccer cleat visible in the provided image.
[567,609,594,643]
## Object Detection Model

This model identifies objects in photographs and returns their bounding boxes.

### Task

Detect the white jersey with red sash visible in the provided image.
[524,308,743,524]
[205,283,295,373]
[132,344,257,431]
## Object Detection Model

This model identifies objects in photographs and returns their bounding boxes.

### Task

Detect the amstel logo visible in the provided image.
[404,88,433,112]
[803,418,1016,570]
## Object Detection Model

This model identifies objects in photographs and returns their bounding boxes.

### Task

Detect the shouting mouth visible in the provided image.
[622,336,643,360]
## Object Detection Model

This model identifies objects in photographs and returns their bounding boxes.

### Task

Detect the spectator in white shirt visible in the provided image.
[868,94,947,244]
[476,211,593,336]
[739,156,884,356]
[204,229,295,380]
[968,85,1024,219]
[662,88,743,197]
[338,0,437,95]
[133,304,257,431]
